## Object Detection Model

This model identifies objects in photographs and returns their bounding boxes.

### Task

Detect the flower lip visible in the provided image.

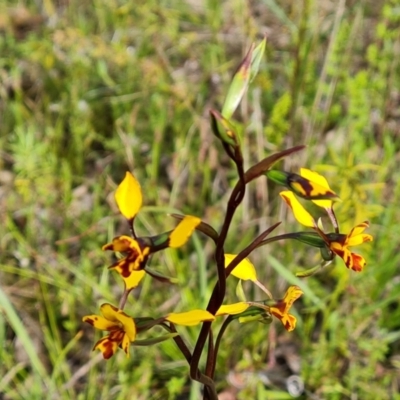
[280,186,373,272]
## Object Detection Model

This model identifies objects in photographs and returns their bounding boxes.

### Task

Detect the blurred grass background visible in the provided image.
[1,0,400,399]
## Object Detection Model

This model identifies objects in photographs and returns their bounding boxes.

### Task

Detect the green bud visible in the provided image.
[320,246,335,261]
[265,170,290,186]
[293,232,327,248]
[210,109,238,147]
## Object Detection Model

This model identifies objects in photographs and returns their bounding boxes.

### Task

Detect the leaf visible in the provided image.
[221,37,267,119]
[144,267,178,284]
[134,333,178,346]
[249,36,267,82]
[245,145,305,184]
[221,44,254,119]
[235,280,247,302]
[296,264,324,278]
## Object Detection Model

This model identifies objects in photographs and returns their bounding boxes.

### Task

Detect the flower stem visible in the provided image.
[118,289,132,310]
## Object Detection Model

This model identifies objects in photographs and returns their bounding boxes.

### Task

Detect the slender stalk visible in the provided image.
[190,146,305,395]
[118,289,132,310]
[209,316,233,379]
[203,330,215,400]
[191,222,282,396]
[161,323,218,400]
[161,323,192,363]
[190,149,245,396]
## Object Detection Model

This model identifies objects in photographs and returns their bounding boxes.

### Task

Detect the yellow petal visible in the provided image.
[122,270,146,290]
[346,222,373,247]
[299,168,338,208]
[225,254,257,281]
[115,172,142,220]
[347,233,373,247]
[82,315,118,331]
[114,311,136,342]
[300,168,331,189]
[121,333,131,357]
[280,191,315,228]
[348,221,369,236]
[278,313,297,332]
[216,302,250,316]
[169,215,201,248]
[100,303,120,323]
[282,286,303,313]
[166,310,215,326]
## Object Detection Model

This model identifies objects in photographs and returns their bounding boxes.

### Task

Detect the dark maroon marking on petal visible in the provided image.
[289,175,313,196]
[119,259,132,278]
[270,300,286,313]
[330,246,345,259]
[136,254,150,271]
[127,250,149,271]
[84,317,95,326]
[93,336,115,359]
[109,329,125,342]
[102,339,115,360]
[270,309,284,322]
[350,253,364,271]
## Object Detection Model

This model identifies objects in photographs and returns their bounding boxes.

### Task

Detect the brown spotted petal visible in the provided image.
[108,246,150,273]
[83,303,136,359]
[102,235,141,253]
[93,330,125,359]
[328,221,373,272]
[269,286,303,332]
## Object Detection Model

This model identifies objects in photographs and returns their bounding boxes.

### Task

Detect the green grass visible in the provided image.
[1,0,400,399]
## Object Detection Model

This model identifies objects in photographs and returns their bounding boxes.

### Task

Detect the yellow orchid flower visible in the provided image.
[280,191,373,271]
[215,287,303,332]
[83,303,136,359]
[103,236,150,290]
[328,221,373,271]
[268,286,303,332]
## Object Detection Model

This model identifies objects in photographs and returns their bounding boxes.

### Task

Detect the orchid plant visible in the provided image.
[82,39,373,399]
